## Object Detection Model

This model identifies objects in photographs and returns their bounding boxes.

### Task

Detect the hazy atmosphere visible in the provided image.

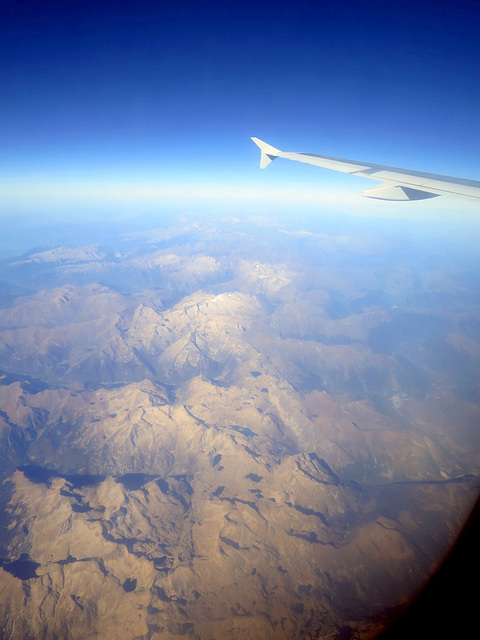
[0,2,479,640]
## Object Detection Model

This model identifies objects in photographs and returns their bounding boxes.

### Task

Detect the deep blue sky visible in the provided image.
[1,0,480,217]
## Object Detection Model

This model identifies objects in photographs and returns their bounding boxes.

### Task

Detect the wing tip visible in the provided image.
[251,137,281,169]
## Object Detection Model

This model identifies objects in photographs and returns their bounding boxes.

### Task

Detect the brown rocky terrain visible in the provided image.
[0,215,479,639]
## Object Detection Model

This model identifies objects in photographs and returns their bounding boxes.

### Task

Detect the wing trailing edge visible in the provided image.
[251,137,480,203]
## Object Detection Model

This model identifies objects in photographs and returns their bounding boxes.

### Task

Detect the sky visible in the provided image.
[1,0,480,220]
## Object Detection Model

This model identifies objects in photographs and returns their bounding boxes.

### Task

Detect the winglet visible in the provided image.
[251,137,281,169]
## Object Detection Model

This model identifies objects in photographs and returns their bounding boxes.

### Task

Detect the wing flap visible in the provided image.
[363,183,439,201]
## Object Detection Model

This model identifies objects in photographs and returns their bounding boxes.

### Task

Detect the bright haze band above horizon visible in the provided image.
[1,0,480,220]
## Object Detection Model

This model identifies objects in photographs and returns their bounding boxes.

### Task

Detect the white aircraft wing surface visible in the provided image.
[251,137,480,202]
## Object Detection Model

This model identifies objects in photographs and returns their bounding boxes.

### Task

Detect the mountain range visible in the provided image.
[0,214,479,639]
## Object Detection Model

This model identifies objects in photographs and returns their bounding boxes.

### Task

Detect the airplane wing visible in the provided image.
[251,137,480,202]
